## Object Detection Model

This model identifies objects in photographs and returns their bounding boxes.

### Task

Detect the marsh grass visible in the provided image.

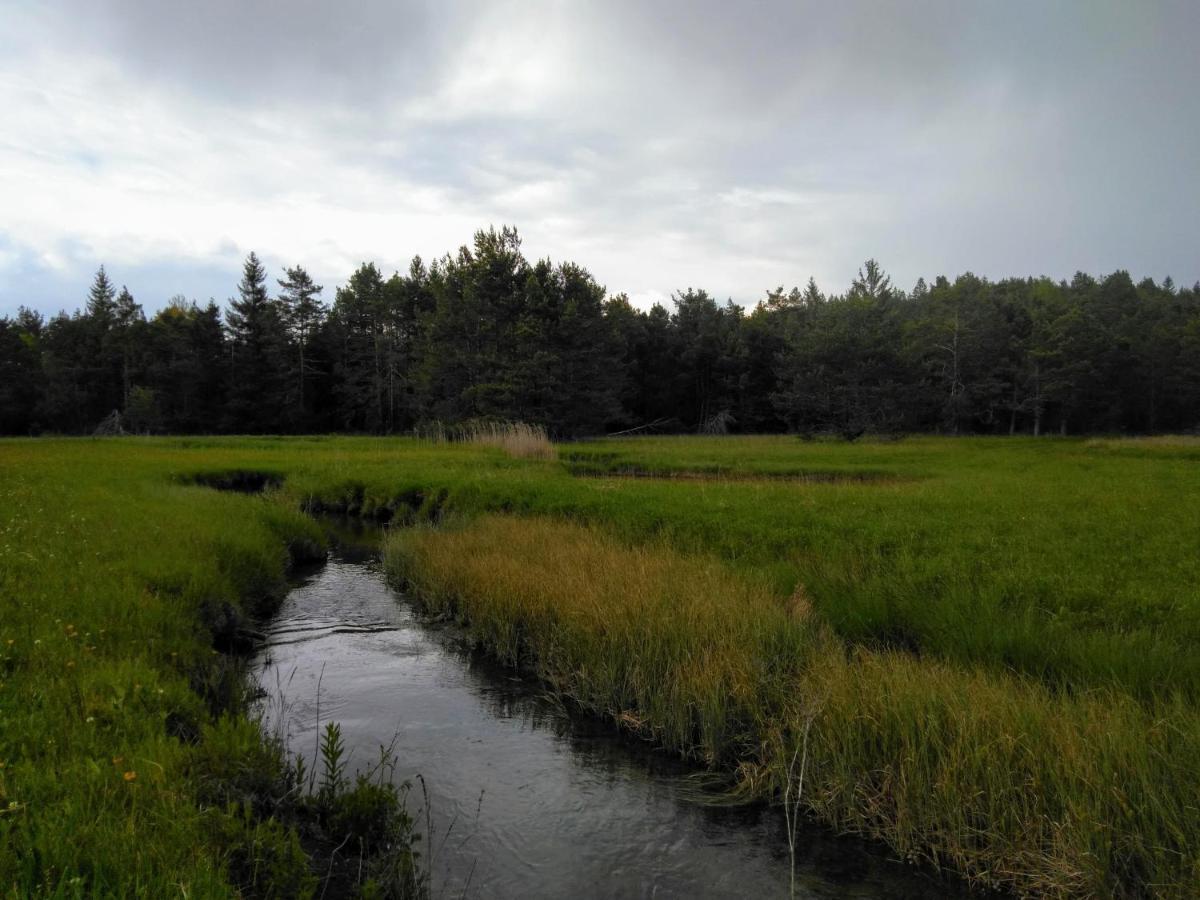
[277,435,1200,701]
[5,433,1200,895]
[385,514,1200,897]
[417,419,556,460]
[0,440,418,897]
[387,516,813,763]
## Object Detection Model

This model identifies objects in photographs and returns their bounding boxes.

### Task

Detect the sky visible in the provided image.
[1,0,1198,318]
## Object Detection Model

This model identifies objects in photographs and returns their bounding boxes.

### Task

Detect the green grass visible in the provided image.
[2,434,1198,895]
[283,433,1200,700]
[0,440,417,898]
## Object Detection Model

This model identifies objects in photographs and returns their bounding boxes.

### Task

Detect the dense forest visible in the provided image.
[2,226,1198,437]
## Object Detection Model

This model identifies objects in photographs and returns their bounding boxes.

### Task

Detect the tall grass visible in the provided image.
[416,419,556,460]
[387,515,812,763]
[384,514,1200,896]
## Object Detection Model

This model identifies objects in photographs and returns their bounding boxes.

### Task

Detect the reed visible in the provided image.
[463,420,556,460]
[416,419,556,460]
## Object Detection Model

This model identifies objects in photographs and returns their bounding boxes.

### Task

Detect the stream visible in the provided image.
[253,521,960,899]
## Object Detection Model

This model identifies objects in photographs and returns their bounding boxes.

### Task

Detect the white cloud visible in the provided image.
[1,0,1197,317]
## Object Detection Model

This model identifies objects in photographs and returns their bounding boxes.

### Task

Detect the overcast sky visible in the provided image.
[2,0,1197,318]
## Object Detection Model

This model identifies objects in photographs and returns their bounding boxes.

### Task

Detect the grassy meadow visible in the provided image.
[1,434,1198,896]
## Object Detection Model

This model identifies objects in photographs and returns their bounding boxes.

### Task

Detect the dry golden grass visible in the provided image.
[418,420,556,460]
[387,514,803,761]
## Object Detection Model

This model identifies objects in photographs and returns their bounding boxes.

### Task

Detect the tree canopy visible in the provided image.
[2,227,1198,437]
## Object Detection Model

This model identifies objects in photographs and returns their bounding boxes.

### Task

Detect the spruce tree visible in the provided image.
[278,265,326,427]
[86,266,116,323]
[225,252,290,432]
[111,286,144,409]
[83,266,121,423]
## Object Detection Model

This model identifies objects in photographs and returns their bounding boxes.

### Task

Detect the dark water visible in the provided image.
[254,525,961,899]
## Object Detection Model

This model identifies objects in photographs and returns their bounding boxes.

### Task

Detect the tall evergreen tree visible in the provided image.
[86,266,117,323]
[143,298,227,432]
[80,266,125,423]
[421,227,529,422]
[110,286,145,411]
[671,289,746,429]
[509,259,621,434]
[0,310,44,434]
[329,262,388,432]
[225,252,290,433]
[277,265,326,428]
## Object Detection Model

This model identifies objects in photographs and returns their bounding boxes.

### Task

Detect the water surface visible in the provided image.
[255,528,960,899]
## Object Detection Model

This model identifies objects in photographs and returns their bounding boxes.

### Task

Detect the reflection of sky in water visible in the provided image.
[256,550,962,900]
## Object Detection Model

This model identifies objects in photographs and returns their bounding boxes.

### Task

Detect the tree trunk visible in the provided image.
[1032,362,1042,436]
[297,341,306,425]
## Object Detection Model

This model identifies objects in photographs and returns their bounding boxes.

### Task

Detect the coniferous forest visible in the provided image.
[3,225,1198,438]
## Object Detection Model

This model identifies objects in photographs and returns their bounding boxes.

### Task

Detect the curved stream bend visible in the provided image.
[254,527,959,899]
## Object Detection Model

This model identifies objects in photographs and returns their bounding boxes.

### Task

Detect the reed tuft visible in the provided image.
[415,419,555,460]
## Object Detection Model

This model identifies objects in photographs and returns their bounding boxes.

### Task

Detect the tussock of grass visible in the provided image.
[800,648,1200,896]
[385,514,1200,897]
[419,419,556,460]
[387,515,813,763]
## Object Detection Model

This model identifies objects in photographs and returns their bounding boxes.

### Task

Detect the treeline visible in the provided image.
[2,226,1199,437]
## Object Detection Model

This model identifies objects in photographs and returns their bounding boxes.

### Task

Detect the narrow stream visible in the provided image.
[254,522,961,899]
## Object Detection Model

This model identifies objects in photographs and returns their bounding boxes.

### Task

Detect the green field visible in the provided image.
[2,435,1198,896]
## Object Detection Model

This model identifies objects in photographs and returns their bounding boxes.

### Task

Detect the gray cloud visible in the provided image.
[1,0,1197,317]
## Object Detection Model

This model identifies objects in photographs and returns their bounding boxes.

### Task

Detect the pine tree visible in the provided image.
[225,252,290,432]
[329,263,388,431]
[277,265,326,427]
[86,266,117,323]
[111,286,144,410]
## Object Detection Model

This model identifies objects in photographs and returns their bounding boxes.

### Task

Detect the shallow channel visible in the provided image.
[254,521,962,899]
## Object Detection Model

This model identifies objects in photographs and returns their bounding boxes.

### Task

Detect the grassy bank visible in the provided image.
[384,514,1200,895]
[2,434,1198,895]
[275,434,1200,701]
[0,440,420,897]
